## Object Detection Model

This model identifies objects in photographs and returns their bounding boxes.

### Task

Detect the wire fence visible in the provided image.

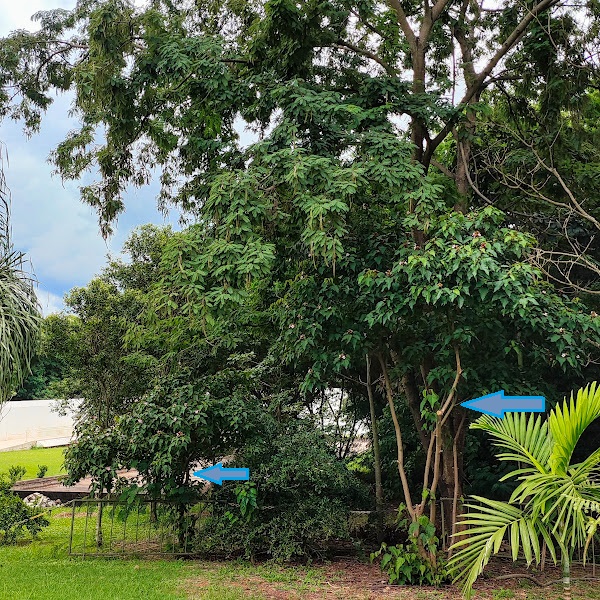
[67,498,203,557]
[65,496,600,567]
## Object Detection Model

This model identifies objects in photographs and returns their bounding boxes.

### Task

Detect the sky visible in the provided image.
[0,0,181,315]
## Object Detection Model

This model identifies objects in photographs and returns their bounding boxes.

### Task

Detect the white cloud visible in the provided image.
[36,287,64,316]
[2,101,113,288]
[0,0,75,36]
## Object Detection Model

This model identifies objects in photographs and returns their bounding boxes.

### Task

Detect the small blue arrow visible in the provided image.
[193,462,250,485]
[460,390,545,417]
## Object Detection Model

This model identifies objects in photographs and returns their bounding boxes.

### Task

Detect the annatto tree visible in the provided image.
[3,0,600,568]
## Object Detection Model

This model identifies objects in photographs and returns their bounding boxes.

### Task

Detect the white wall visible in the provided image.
[0,399,77,443]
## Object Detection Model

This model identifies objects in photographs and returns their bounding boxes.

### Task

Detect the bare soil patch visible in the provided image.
[182,557,600,600]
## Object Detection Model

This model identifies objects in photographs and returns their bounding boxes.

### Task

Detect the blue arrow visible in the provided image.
[460,390,545,417]
[193,462,250,485]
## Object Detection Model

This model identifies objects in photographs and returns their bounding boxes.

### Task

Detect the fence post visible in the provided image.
[68,500,76,555]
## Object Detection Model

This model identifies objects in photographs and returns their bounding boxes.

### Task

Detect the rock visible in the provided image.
[23,493,61,508]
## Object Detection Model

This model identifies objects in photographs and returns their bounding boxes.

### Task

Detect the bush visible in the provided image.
[8,465,26,482]
[36,464,48,478]
[0,468,49,543]
[371,541,449,586]
[370,513,449,586]
[195,419,370,560]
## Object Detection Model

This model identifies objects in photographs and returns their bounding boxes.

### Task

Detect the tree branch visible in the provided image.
[378,352,415,520]
[426,0,562,160]
[387,0,417,52]
[334,41,397,76]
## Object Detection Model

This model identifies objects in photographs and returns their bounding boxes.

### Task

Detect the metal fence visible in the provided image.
[68,496,600,567]
[68,498,202,557]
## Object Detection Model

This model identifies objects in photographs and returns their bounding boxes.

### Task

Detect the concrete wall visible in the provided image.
[0,399,77,446]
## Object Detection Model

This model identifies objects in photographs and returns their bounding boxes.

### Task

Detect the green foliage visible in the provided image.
[0,155,40,403]
[27,225,174,410]
[58,279,150,423]
[0,468,49,543]
[36,465,48,479]
[4,1,600,571]
[371,515,449,586]
[234,482,258,523]
[64,349,271,500]
[8,465,26,483]
[196,420,369,561]
[14,314,76,399]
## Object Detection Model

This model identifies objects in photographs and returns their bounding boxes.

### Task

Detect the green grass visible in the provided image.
[0,513,193,600]
[3,505,600,600]
[0,509,322,600]
[0,446,66,479]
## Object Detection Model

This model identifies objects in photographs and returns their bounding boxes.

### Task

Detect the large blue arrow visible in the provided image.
[193,462,250,485]
[460,390,545,417]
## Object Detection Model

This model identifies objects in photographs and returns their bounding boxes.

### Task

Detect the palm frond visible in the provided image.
[549,383,600,475]
[0,258,41,402]
[471,412,551,473]
[570,447,600,483]
[584,516,600,563]
[449,497,556,600]
[0,151,41,402]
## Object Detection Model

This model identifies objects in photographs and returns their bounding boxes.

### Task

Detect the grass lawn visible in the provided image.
[0,516,190,600]
[0,446,66,479]
[0,505,599,599]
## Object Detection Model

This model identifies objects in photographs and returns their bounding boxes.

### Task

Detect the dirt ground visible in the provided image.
[183,557,600,600]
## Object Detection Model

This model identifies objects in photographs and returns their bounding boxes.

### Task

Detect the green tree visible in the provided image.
[47,225,174,418]
[54,278,150,425]
[450,383,600,600]
[14,313,77,399]
[103,223,174,293]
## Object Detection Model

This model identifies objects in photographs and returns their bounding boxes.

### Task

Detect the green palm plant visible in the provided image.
[449,383,600,600]
[0,154,41,403]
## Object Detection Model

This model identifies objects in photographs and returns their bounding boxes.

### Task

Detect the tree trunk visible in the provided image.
[401,370,431,453]
[562,549,572,600]
[95,491,104,548]
[366,354,384,543]
[447,410,467,555]
[377,354,416,521]
[441,408,467,542]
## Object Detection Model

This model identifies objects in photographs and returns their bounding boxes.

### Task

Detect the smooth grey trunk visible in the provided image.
[562,550,571,600]
[366,354,384,542]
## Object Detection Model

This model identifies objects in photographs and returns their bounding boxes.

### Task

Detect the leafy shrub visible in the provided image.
[371,514,449,586]
[64,368,262,502]
[0,469,49,543]
[196,419,370,560]
[8,465,25,482]
[36,464,48,478]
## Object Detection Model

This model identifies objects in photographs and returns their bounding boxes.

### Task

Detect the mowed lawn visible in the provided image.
[2,511,600,600]
[0,514,250,600]
[0,516,192,600]
[0,446,66,479]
